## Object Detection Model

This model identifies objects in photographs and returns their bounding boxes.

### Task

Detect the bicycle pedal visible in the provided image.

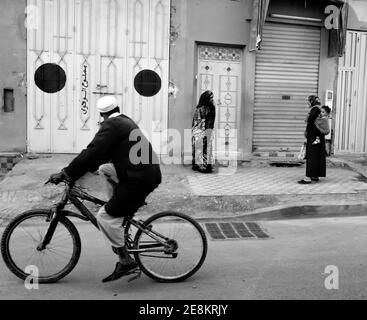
[127,269,141,282]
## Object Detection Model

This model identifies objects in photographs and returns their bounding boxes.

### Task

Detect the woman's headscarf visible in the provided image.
[197,90,214,108]
[308,95,321,107]
[196,90,215,129]
[304,95,321,134]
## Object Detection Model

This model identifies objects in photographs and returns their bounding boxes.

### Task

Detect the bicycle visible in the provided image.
[1,180,208,283]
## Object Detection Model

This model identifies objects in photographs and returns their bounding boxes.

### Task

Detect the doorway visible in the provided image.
[196,44,243,160]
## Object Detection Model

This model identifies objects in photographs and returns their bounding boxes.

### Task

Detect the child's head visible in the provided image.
[320,106,331,117]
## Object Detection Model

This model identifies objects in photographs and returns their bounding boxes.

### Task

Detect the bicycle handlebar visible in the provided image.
[45,178,75,189]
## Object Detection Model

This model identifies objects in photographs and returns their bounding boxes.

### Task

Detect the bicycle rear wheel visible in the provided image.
[1,210,81,283]
[133,211,207,282]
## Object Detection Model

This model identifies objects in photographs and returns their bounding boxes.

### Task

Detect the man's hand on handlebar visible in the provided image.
[47,170,73,185]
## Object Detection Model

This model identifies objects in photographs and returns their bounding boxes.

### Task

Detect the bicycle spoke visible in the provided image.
[3,212,80,282]
[25,250,38,267]
[51,229,71,240]
[35,221,45,241]
[18,226,39,243]
[47,244,72,255]
[159,254,170,274]
[171,260,179,277]
[46,247,72,260]
[139,254,175,259]
[42,252,57,273]
[49,236,73,246]
[134,213,207,282]
[50,231,67,240]
[37,253,47,274]
[46,246,73,257]
[45,249,70,261]
[44,250,71,268]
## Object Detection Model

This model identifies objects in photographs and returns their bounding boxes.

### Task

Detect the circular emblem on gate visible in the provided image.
[134,69,161,97]
[34,63,66,93]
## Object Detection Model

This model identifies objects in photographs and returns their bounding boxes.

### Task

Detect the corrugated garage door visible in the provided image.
[253,23,321,153]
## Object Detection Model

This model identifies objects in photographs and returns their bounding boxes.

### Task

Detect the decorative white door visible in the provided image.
[197,45,242,160]
[335,30,367,153]
[27,0,170,153]
[74,0,104,152]
[27,0,75,153]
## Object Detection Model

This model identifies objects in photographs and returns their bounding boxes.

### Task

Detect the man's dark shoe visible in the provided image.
[297,179,311,184]
[102,261,139,283]
[311,177,319,181]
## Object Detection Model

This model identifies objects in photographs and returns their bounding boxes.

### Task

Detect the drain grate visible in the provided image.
[204,223,226,240]
[245,222,270,239]
[218,223,240,239]
[232,222,255,238]
[203,222,270,241]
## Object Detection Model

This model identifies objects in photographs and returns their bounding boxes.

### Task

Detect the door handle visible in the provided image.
[96,84,108,89]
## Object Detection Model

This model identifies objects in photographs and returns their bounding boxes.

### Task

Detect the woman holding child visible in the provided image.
[298,95,330,184]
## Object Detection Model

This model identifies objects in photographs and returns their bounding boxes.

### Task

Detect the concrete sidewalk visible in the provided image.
[0,153,366,224]
[330,152,367,177]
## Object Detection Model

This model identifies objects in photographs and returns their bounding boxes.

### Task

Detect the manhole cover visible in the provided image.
[203,222,270,241]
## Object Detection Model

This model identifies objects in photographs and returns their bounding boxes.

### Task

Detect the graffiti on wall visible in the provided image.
[81,64,89,115]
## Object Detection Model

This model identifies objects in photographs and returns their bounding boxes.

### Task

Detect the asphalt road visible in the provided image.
[1,216,367,300]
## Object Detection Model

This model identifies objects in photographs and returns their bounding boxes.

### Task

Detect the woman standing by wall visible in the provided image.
[298,95,326,184]
[192,91,216,173]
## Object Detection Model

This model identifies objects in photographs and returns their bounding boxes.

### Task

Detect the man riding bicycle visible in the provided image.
[49,95,161,282]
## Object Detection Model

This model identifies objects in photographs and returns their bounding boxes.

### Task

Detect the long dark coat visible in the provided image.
[305,106,326,178]
[63,114,161,217]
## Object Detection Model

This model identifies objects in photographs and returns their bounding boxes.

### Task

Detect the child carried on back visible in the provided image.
[312,105,331,145]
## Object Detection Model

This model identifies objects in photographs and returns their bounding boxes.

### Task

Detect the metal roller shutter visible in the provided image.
[253,23,321,153]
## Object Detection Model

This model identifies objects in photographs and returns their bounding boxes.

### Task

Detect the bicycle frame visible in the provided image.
[39,182,103,249]
[124,218,172,254]
[40,182,174,256]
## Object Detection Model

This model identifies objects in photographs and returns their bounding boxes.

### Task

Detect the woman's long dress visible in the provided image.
[305,106,326,178]
[192,105,215,170]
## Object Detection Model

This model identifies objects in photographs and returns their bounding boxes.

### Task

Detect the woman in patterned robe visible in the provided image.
[192,90,216,173]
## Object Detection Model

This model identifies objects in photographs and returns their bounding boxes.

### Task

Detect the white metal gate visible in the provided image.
[253,23,321,152]
[335,30,367,153]
[197,45,243,159]
[27,0,170,153]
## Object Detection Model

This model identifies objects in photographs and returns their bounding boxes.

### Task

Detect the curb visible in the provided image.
[195,201,367,222]
[329,157,367,178]
[0,153,23,174]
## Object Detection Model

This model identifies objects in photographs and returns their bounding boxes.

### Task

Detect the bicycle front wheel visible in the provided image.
[1,210,81,283]
[133,211,207,282]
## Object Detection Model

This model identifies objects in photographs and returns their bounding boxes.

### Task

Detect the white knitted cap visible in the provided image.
[96,95,118,113]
